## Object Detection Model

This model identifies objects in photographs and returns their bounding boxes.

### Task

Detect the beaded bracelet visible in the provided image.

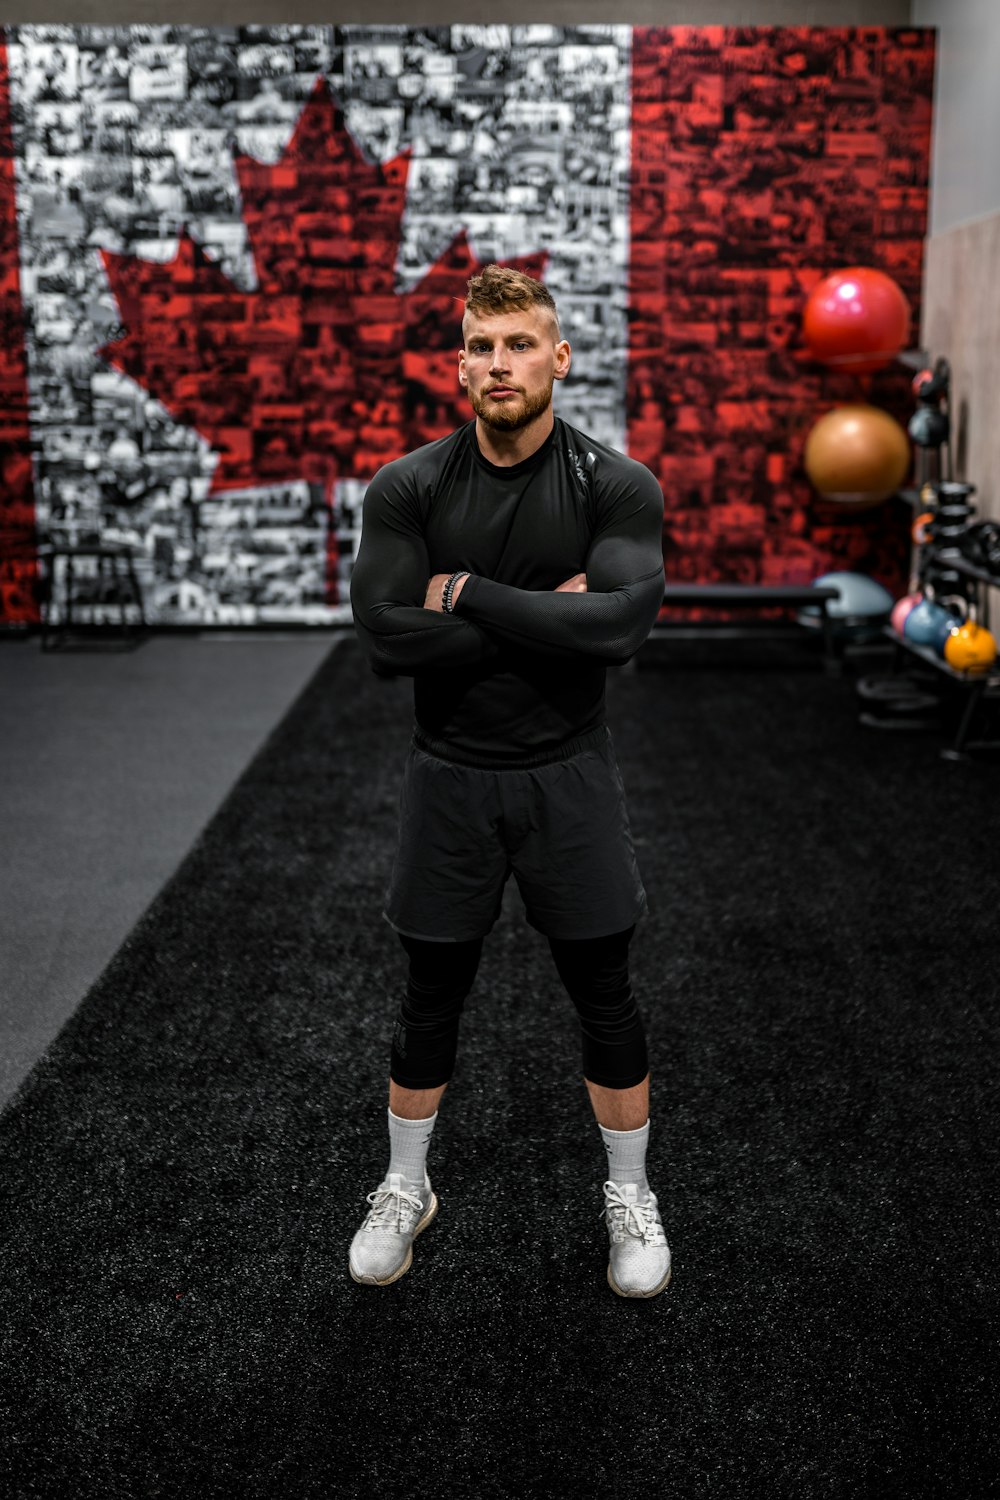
[442,570,470,614]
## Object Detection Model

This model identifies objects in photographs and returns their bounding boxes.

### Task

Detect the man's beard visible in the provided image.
[467,378,554,431]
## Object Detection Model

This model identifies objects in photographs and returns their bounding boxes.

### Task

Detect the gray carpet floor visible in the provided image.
[0,631,344,1109]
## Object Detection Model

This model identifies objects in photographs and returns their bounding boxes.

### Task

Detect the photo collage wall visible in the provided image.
[0,24,935,626]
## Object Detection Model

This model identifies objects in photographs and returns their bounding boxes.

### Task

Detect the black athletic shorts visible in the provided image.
[384,723,647,943]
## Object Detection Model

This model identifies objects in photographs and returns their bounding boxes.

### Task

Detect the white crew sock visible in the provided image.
[599,1118,651,1198]
[387,1106,438,1195]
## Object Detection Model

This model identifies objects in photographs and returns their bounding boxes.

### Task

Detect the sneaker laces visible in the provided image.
[599,1180,665,1244]
[365,1181,424,1232]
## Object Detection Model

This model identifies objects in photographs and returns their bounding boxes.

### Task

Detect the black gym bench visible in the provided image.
[640,584,843,672]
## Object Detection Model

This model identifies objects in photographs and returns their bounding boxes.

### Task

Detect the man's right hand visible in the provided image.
[555,573,588,593]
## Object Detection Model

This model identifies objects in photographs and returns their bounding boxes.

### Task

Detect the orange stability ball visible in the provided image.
[803,404,912,508]
[803,267,911,373]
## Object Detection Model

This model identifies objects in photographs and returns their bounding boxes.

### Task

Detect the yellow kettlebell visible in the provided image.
[944,617,998,672]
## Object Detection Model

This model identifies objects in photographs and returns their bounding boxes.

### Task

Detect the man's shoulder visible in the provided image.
[554,418,661,499]
[370,423,473,492]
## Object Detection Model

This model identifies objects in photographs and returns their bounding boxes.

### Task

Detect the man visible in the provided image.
[348,264,669,1297]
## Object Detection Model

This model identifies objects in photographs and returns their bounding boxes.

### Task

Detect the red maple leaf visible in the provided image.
[97,79,547,602]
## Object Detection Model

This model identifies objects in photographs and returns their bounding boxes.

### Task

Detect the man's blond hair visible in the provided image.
[464,264,560,338]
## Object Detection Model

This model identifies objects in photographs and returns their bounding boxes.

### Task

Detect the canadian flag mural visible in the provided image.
[0,25,935,628]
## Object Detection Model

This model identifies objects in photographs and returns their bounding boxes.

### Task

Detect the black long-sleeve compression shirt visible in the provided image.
[350,416,665,766]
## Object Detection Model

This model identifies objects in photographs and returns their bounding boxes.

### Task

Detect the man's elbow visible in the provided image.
[352,619,403,677]
[591,610,654,666]
[600,638,643,667]
[605,645,637,668]
[370,656,400,679]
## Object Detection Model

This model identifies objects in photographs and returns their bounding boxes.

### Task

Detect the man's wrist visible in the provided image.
[442,570,471,613]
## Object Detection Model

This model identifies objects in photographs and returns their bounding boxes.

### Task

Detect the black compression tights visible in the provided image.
[389,925,648,1092]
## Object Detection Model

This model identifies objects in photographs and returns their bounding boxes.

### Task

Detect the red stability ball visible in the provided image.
[803,267,911,373]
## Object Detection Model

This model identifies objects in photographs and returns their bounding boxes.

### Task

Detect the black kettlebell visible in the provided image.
[959,522,997,570]
[908,406,950,447]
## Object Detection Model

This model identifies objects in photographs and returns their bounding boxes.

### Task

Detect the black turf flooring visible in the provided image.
[1,637,997,1498]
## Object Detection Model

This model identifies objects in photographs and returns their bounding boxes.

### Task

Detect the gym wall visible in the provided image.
[912,0,1000,525]
[0,22,935,627]
[0,7,918,25]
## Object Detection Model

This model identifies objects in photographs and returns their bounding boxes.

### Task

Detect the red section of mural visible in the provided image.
[629,26,936,590]
[0,35,38,626]
[97,79,545,604]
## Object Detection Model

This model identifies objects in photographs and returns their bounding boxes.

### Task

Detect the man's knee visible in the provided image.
[400,933,483,1007]
[389,934,484,1088]
[548,926,647,1086]
[547,926,634,996]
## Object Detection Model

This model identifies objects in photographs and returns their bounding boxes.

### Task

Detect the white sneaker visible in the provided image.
[349,1171,439,1286]
[601,1180,672,1298]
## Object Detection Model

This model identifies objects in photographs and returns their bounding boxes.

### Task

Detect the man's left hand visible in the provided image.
[425,573,468,612]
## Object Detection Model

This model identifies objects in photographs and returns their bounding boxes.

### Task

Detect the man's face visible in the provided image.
[458,306,571,432]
